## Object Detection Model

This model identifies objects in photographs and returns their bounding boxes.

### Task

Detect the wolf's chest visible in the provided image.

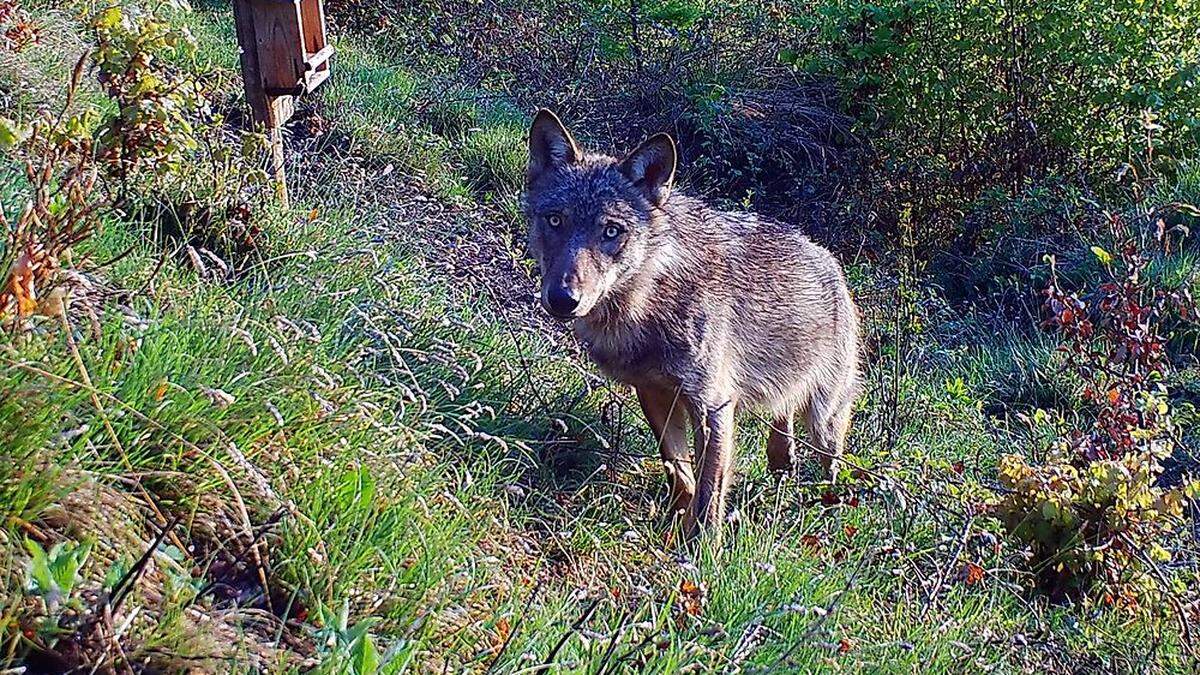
[579,324,675,387]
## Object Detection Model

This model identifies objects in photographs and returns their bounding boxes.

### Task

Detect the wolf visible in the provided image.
[524,109,861,537]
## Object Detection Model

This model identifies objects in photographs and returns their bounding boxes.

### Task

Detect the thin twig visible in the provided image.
[133,247,169,297]
[536,597,602,672]
[56,303,188,554]
[486,581,542,673]
[109,515,182,613]
[593,607,632,673]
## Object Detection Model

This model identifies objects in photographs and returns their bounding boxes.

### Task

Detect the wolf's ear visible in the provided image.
[619,133,676,206]
[528,109,580,184]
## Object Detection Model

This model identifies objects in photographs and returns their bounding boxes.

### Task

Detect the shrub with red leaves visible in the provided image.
[1044,237,1193,463]
[0,0,40,52]
[993,228,1199,608]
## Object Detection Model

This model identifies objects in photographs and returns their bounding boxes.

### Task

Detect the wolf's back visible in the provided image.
[653,196,861,413]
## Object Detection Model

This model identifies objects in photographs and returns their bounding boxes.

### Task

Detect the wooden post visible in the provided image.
[231,0,333,209]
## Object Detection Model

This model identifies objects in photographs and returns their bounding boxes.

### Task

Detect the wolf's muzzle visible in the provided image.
[544,285,581,319]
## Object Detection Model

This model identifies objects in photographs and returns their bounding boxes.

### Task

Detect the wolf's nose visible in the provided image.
[546,286,580,316]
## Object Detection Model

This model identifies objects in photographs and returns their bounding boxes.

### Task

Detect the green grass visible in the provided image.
[1,2,1197,673]
[308,37,525,208]
[0,6,107,120]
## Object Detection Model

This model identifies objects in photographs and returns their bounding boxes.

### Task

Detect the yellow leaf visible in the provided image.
[1185,481,1200,500]
[0,116,30,150]
[1149,543,1171,562]
[490,617,511,654]
[7,252,37,317]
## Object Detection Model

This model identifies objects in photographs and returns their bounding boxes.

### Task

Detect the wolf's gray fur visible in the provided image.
[524,109,861,537]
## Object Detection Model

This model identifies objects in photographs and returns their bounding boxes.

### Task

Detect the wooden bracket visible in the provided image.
[232,0,333,206]
[233,0,333,125]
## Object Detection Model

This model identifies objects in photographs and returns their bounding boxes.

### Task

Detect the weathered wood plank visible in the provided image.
[251,0,306,94]
[300,0,327,54]
[305,45,334,72]
[304,68,331,93]
[231,0,270,124]
[232,0,331,207]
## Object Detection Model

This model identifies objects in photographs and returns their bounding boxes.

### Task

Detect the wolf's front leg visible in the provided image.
[636,384,695,519]
[687,399,736,538]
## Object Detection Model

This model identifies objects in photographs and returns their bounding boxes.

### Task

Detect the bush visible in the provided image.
[1,58,101,323]
[993,234,1199,607]
[325,0,850,214]
[90,0,204,188]
[324,0,1200,262]
[995,452,1195,608]
[88,0,275,259]
[804,0,1200,182]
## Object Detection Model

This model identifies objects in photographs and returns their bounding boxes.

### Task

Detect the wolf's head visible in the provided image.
[524,109,676,320]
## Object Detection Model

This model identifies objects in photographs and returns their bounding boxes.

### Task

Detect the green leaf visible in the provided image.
[1090,246,1113,266]
[344,618,377,648]
[93,7,123,31]
[24,539,54,594]
[0,117,31,151]
[53,541,91,594]
[104,558,130,591]
[161,544,186,562]
[350,631,380,675]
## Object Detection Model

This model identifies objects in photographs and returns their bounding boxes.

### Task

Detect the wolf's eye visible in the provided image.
[603,224,622,240]
[547,214,562,228]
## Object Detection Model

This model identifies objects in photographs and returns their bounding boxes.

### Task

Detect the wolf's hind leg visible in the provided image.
[637,384,695,517]
[766,410,796,473]
[805,383,854,478]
